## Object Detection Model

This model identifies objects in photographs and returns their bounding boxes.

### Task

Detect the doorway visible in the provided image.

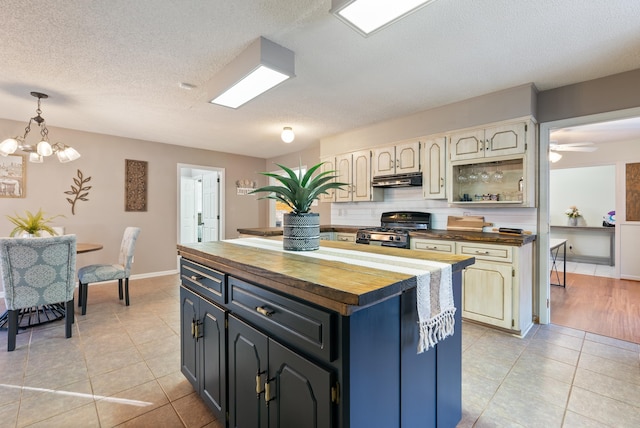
[538,108,640,325]
[178,164,225,245]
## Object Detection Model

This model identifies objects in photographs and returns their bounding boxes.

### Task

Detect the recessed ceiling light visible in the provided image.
[331,0,437,36]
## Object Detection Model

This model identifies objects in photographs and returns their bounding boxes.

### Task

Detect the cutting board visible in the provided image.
[447,215,493,232]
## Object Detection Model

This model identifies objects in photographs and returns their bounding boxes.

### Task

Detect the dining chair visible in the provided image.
[0,235,77,352]
[77,227,141,315]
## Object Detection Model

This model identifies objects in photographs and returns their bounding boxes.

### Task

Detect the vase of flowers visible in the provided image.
[251,162,347,251]
[565,206,581,226]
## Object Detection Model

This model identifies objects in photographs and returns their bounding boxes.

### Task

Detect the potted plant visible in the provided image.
[6,209,63,237]
[251,162,347,251]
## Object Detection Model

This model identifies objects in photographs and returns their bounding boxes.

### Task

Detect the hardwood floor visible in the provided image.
[551,272,640,344]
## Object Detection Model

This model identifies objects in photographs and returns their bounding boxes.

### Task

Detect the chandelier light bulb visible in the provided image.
[281,127,295,143]
[37,140,53,156]
[0,138,19,156]
[29,152,43,163]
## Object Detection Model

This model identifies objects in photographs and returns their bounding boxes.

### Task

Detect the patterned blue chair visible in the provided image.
[77,227,140,315]
[0,235,77,352]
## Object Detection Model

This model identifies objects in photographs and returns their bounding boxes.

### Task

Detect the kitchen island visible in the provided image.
[177,238,474,428]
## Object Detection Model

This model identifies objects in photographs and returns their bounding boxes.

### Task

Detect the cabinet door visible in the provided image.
[319,157,336,203]
[335,154,352,202]
[449,129,485,161]
[268,339,334,428]
[372,146,395,177]
[395,141,420,174]
[484,122,526,157]
[461,261,513,329]
[423,137,446,199]
[352,150,372,202]
[200,298,226,421]
[228,315,269,428]
[180,286,199,389]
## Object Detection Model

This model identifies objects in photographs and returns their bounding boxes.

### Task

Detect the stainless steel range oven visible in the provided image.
[356,211,431,249]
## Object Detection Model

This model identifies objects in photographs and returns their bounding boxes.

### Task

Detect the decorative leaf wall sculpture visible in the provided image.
[64,169,92,215]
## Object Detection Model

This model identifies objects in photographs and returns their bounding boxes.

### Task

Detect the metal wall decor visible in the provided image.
[0,154,26,198]
[64,169,92,215]
[125,159,148,212]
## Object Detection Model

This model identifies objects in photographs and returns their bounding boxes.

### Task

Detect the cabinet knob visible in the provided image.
[475,250,490,255]
[440,177,444,188]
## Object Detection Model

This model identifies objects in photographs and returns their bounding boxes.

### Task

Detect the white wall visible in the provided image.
[550,165,615,227]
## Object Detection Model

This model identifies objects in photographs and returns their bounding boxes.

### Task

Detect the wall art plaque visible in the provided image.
[125,159,148,212]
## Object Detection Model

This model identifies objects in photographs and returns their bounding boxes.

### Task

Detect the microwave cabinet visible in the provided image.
[371,140,421,177]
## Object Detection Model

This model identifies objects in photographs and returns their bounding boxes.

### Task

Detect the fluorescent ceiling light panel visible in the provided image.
[208,37,295,109]
[331,0,437,36]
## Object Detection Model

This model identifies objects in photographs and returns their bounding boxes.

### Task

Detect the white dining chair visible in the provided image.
[77,227,141,315]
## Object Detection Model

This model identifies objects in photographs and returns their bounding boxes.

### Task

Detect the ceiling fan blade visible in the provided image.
[550,145,597,152]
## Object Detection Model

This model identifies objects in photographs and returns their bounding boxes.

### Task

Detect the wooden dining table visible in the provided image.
[0,242,103,330]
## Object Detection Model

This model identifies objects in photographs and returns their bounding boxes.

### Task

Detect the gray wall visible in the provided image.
[537,68,640,123]
[0,118,265,276]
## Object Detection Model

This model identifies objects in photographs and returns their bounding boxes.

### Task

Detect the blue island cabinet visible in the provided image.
[179,252,463,428]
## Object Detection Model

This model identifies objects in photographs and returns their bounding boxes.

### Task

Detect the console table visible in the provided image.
[550,226,615,266]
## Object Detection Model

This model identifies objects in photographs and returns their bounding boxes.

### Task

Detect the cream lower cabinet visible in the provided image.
[411,238,533,336]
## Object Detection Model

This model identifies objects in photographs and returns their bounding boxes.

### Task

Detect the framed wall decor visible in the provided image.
[125,159,148,211]
[0,154,26,198]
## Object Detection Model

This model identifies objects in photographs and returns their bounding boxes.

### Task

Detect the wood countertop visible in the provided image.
[237,226,536,246]
[177,239,474,316]
[409,229,536,246]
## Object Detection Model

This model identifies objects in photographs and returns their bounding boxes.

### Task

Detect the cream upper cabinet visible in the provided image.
[335,153,353,203]
[449,122,527,162]
[335,150,383,203]
[319,156,336,203]
[372,141,420,177]
[422,137,447,199]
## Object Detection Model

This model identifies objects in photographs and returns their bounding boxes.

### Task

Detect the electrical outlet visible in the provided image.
[569,245,573,251]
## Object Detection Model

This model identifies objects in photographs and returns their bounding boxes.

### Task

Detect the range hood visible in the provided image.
[372,172,423,188]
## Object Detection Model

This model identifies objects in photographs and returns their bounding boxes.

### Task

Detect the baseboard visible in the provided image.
[0,270,179,300]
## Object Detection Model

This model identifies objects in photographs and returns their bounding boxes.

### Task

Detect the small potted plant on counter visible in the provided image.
[6,209,63,237]
[251,162,346,251]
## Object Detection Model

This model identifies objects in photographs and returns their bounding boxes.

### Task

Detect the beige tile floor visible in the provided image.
[1,275,639,427]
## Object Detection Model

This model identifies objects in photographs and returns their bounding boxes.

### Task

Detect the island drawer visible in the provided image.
[229,276,334,362]
[456,242,512,262]
[180,258,226,305]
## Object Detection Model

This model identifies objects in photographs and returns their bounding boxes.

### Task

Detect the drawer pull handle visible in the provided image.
[256,306,275,317]
[426,246,437,250]
[190,274,203,281]
[475,250,490,255]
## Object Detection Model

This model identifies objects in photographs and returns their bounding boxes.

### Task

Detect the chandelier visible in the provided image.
[0,92,81,163]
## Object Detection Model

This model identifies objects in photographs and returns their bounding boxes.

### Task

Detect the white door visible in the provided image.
[202,172,219,242]
[180,177,197,243]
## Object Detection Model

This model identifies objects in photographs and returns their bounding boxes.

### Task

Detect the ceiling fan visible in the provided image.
[550,141,597,152]
[549,141,597,162]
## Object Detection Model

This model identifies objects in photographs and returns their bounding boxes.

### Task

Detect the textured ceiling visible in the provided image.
[1,0,640,158]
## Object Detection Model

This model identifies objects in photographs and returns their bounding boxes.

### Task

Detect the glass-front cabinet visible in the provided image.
[448,156,534,207]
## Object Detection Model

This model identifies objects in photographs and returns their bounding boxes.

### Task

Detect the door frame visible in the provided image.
[177,163,226,245]
[537,106,640,324]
